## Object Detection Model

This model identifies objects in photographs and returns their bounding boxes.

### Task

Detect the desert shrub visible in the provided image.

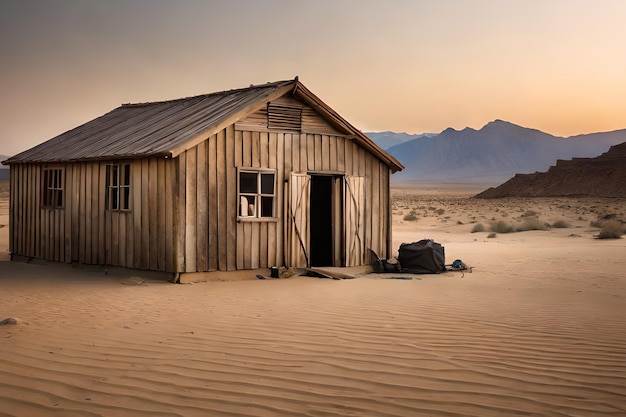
[551,220,571,228]
[591,213,618,228]
[471,223,486,233]
[487,232,497,238]
[403,211,418,221]
[590,219,603,228]
[597,220,624,239]
[522,210,539,217]
[435,208,445,215]
[517,217,547,232]
[490,220,515,233]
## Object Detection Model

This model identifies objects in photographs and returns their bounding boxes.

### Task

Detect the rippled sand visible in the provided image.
[1,183,625,416]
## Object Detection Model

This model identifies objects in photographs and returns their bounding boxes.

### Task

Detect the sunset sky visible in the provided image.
[2,0,626,155]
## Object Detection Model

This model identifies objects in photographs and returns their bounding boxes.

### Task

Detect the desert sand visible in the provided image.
[1,180,625,417]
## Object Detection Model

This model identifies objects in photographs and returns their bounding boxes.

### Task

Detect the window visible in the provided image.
[106,163,131,211]
[239,170,275,218]
[42,167,64,208]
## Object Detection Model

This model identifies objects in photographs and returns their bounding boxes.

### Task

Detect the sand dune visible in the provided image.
[1,183,626,416]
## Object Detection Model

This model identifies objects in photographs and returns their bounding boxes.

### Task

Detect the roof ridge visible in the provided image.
[121,79,296,108]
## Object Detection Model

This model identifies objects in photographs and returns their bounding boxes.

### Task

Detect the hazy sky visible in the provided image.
[2,0,626,155]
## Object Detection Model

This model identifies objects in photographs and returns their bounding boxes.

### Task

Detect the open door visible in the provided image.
[288,173,310,267]
[344,176,365,266]
[309,175,344,267]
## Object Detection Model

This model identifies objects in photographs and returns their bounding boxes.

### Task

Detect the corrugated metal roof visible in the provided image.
[5,80,293,164]
[3,78,403,172]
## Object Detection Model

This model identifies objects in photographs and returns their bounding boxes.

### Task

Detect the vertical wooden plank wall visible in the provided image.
[225,126,237,270]
[179,128,283,272]
[177,130,390,271]
[195,142,208,272]
[8,158,176,272]
[8,98,393,273]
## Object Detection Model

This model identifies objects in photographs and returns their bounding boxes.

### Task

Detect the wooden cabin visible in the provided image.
[2,78,403,282]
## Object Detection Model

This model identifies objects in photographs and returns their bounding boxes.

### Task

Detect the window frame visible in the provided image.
[42,166,65,209]
[237,167,277,221]
[105,163,132,211]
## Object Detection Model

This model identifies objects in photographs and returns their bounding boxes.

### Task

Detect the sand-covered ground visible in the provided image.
[1,180,625,417]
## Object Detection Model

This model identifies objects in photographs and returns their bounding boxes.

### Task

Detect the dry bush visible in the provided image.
[551,220,571,228]
[403,211,418,222]
[471,223,486,233]
[490,220,515,233]
[590,213,619,228]
[597,220,624,239]
[517,217,547,231]
[590,219,603,228]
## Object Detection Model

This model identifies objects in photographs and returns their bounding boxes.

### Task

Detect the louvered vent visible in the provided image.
[267,103,302,131]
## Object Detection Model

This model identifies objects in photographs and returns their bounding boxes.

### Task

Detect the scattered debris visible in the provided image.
[120,277,145,286]
[278,267,295,279]
[0,317,19,326]
[380,276,414,280]
[306,268,356,280]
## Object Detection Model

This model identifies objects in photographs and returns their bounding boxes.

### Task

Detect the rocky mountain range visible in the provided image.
[368,120,626,185]
[475,142,626,198]
[3,122,626,187]
[366,132,436,150]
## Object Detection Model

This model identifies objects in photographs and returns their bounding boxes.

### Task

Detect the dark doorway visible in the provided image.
[309,175,334,266]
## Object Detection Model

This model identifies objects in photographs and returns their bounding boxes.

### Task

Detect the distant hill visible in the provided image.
[0,154,9,180]
[475,142,626,198]
[381,120,626,185]
[366,131,436,150]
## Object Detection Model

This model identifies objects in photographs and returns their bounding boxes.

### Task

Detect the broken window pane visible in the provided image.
[240,195,256,216]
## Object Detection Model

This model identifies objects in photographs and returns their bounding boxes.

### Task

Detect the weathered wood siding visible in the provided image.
[9,95,393,273]
[9,159,176,272]
[177,97,392,272]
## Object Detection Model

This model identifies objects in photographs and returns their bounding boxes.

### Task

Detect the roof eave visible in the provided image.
[168,81,297,158]
[2,151,173,165]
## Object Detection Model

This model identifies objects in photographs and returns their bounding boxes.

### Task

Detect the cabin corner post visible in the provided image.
[173,155,186,278]
[8,165,14,257]
[386,168,393,259]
